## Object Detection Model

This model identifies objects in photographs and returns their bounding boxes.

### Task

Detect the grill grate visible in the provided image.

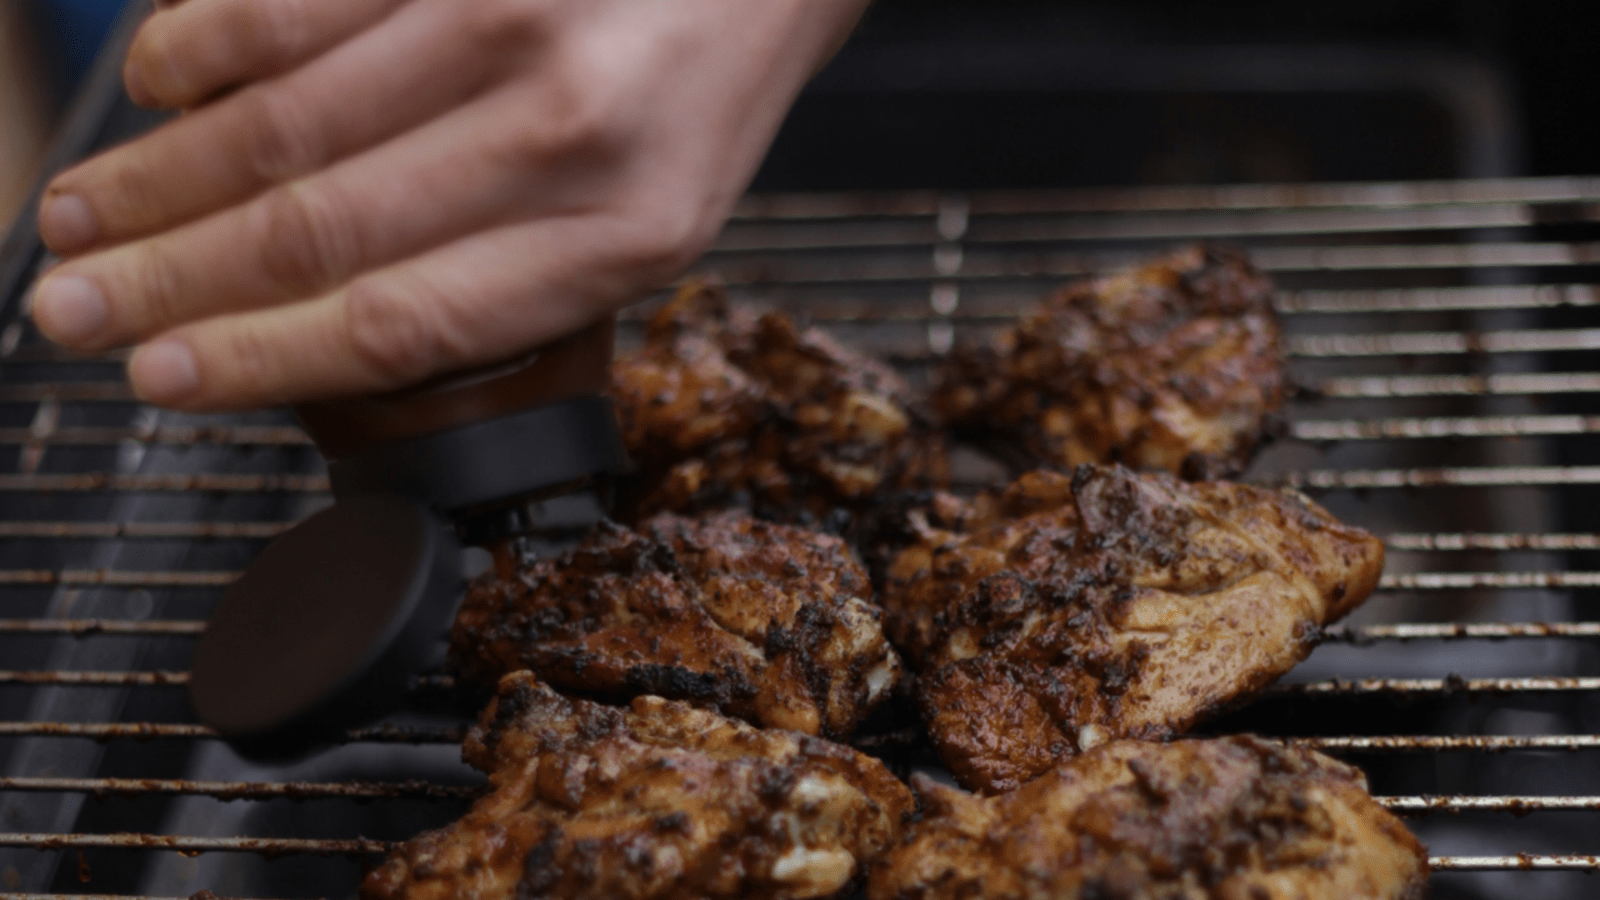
[8,176,1600,898]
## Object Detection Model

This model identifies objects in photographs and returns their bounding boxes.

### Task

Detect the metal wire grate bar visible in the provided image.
[24,414,1600,448]
[0,723,464,742]
[703,241,1600,288]
[21,616,1600,643]
[0,778,478,802]
[1277,285,1600,314]
[1282,466,1600,490]
[0,621,205,636]
[6,568,1594,592]
[0,473,329,493]
[1292,415,1600,441]
[730,176,1600,218]
[1271,678,1600,696]
[1316,373,1600,399]
[0,427,310,446]
[0,522,288,540]
[1293,736,1600,753]
[1322,622,1600,642]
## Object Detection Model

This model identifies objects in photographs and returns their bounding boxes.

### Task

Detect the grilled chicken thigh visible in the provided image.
[365,672,915,900]
[882,464,1384,793]
[933,244,1283,477]
[611,280,946,521]
[868,736,1428,900]
[450,510,901,739]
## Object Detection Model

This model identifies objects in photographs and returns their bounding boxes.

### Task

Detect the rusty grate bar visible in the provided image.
[732,177,1600,219]
[703,242,1600,288]
[15,671,1600,695]
[23,415,1600,447]
[1315,373,1600,400]
[1385,533,1600,551]
[2,525,1583,551]
[9,568,1590,593]
[0,895,290,900]
[0,671,188,686]
[0,522,289,540]
[720,204,1598,253]
[0,833,389,855]
[0,426,310,446]
[1378,796,1600,814]
[2,526,1584,551]
[1271,677,1600,696]
[1280,466,1600,490]
[0,722,463,743]
[0,473,328,493]
[1292,415,1600,442]
[0,776,479,801]
[1432,855,1600,872]
[1290,735,1600,752]
[0,571,235,588]
[10,617,1591,644]
[1378,572,1600,590]
[1278,285,1600,314]
[0,620,203,636]
[1288,328,1600,358]
[1322,622,1600,642]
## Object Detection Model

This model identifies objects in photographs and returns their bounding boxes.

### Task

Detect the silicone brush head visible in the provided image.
[188,494,463,759]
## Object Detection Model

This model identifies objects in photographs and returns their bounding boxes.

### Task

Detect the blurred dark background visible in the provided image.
[753,0,1600,189]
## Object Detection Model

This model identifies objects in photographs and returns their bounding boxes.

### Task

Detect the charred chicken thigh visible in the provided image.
[611,280,946,521]
[933,244,1284,477]
[882,464,1384,793]
[869,736,1428,900]
[451,510,901,739]
[365,672,915,900]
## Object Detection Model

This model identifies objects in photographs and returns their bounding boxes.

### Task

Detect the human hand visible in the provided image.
[31,0,867,410]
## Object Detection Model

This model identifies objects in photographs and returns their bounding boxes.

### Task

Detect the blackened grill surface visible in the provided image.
[7,176,1600,898]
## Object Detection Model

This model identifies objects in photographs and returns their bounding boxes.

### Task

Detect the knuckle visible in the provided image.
[342,276,460,386]
[254,185,356,294]
[238,86,323,182]
[462,0,556,57]
[495,89,620,172]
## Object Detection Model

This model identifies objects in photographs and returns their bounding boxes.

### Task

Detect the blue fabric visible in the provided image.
[33,0,130,98]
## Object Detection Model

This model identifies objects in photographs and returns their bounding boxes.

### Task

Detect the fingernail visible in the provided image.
[32,275,108,344]
[130,340,200,403]
[39,194,98,252]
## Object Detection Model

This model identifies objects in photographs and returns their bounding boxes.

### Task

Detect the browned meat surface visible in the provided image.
[868,736,1428,900]
[450,510,901,739]
[365,672,915,900]
[881,464,1384,793]
[611,280,946,521]
[933,244,1283,477]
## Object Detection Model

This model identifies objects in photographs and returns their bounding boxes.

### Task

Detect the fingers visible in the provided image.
[126,212,704,410]
[124,0,410,109]
[33,81,613,354]
[40,0,509,255]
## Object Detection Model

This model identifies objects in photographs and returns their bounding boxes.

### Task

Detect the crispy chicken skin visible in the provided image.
[450,510,902,739]
[868,736,1428,900]
[933,244,1283,477]
[611,280,946,521]
[882,464,1384,793]
[364,673,916,900]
